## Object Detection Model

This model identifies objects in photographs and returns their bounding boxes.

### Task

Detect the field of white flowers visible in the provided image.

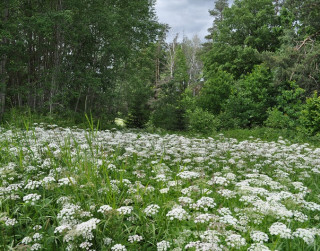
[0,124,319,250]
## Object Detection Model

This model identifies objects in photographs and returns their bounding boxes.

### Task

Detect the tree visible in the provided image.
[222,64,275,127]
[203,0,282,80]
[197,69,233,115]
[0,0,9,119]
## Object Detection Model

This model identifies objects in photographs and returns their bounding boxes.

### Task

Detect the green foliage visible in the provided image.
[203,0,282,82]
[151,80,186,131]
[185,107,219,134]
[300,92,320,136]
[198,69,233,115]
[264,107,291,129]
[222,64,275,127]
[174,47,189,86]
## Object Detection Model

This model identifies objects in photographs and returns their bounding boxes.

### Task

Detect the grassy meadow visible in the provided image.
[0,123,320,250]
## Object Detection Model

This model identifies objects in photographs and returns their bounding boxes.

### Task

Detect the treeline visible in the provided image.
[151,0,320,136]
[0,0,164,121]
[1,0,320,136]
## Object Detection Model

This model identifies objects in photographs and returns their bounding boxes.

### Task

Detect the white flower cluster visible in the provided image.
[194,213,215,223]
[128,234,143,243]
[217,207,232,216]
[166,206,189,221]
[33,233,42,241]
[75,218,100,240]
[160,188,169,194]
[247,243,270,251]
[269,222,292,239]
[177,171,200,180]
[111,244,127,251]
[4,217,18,226]
[23,193,41,205]
[57,203,81,225]
[21,236,32,244]
[117,206,133,216]
[208,176,229,186]
[25,180,42,189]
[157,240,171,251]
[191,197,216,211]
[178,196,193,206]
[219,214,239,226]
[79,241,93,250]
[30,243,42,250]
[185,241,223,251]
[225,234,246,249]
[250,230,269,243]
[292,228,315,245]
[144,204,160,216]
[217,189,236,198]
[58,177,76,186]
[97,205,113,214]
[42,176,56,185]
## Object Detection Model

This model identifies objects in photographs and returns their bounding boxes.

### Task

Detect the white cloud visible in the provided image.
[155,0,232,42]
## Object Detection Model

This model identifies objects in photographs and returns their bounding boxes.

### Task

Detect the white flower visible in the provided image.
[58,177,76,186]
[225,234,246,249]
[217,207,232,216]
[194,213,215,223]
[54,225,72,234]
[247,243,270,251]
[292,228,315,245]
[25,180,42,190]
[103,237,113,245]
[177,171,200,180]
[75,218,100,240]
[23,193,41,205]
[157,240,170,251]
[21,236,32,244]
[269,222,292,239]
[79,241,93,249]
[117,206,133,215]
[33,225,42,231]
[128,235,143,243]
[160,188,169,194]
[97,205,113,214]
[250,231,269,243]
[33,233,42,241]
[166,206,189,221]
[178,196,193,206]
[5,218,18,226]
[144,204,160,216]
[191,197,216,211]
[30,243,42,251]
[111,244,127,251]
[219,214,238,226]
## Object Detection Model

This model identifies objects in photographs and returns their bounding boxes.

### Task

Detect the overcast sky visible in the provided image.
[155,0,233,42]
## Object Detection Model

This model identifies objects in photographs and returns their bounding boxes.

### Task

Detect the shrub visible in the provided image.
[264,107,291,129]
[300,92,320,136]
[222,64,275,128]
[185,108,219,134]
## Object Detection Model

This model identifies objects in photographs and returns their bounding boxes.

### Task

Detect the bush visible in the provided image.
[222,64,275,128]
[185,108,220,134]
[264,107,292,129]
[300,92,320,136]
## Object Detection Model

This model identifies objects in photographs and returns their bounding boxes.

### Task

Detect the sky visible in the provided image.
[155,0,233,42]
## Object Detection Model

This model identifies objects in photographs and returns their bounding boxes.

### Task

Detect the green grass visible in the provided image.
[0,120,319,250]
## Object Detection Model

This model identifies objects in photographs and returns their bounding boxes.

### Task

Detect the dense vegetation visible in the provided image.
[1,1,320,250]
[1,125,320,250]
[1,0,320,138]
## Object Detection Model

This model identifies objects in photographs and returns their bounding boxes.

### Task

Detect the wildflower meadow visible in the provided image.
[0,124,319,250]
